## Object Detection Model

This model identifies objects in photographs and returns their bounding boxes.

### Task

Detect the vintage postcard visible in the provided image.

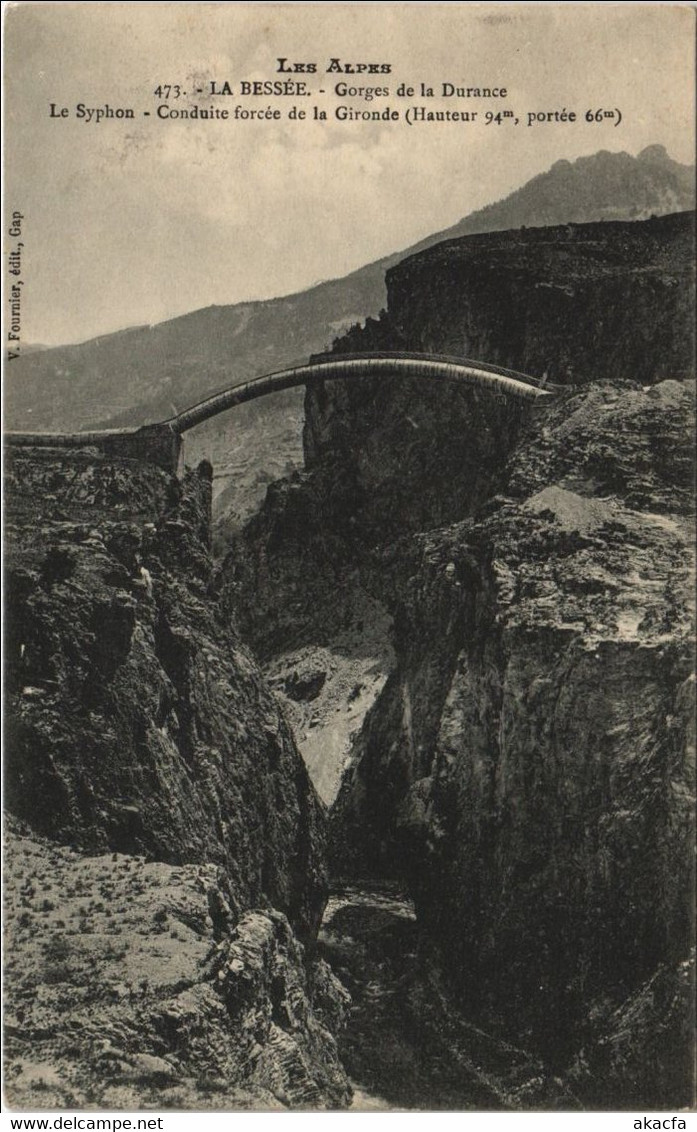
[2,1,695,1120]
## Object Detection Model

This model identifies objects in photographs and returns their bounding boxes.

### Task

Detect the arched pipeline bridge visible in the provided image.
[5,352,555,473]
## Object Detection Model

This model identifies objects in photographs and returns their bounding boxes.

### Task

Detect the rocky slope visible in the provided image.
[4,447,350,1109]
[4,822,349,1111]
[224,211,696,1108]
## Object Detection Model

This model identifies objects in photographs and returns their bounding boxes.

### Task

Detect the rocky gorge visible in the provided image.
[4,210,695,1111]
[224,212,696,1108]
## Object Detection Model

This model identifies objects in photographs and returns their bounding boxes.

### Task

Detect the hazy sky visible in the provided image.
[4,1,695,345]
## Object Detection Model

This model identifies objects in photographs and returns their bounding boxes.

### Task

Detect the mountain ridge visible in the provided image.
[5,145,694,438]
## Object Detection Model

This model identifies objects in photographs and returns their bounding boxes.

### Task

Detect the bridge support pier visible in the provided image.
[4,423,183,476]
[97,423,183,475]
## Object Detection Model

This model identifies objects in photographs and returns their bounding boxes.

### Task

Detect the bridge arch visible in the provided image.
[168,352,552,435]
[5,352,553,472]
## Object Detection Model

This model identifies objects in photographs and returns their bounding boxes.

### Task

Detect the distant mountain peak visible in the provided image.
[638,143,670,162]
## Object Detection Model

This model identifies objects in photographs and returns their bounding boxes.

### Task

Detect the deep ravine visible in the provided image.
[317,883,582,1111]
[247,374,694,1111]
[223,214,695,1110]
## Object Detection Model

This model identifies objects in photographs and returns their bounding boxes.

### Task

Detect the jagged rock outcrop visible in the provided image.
[222,378,524,660]
[438,145,695,240]
[4,448,351,1108]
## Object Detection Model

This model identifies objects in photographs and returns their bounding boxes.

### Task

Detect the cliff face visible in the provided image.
[226,383,525,662]
[329,212,695,386]
[4,448,350,1109]
[334,379,695,1105]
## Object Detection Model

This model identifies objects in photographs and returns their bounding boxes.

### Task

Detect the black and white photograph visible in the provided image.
[2,1,696,1118]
